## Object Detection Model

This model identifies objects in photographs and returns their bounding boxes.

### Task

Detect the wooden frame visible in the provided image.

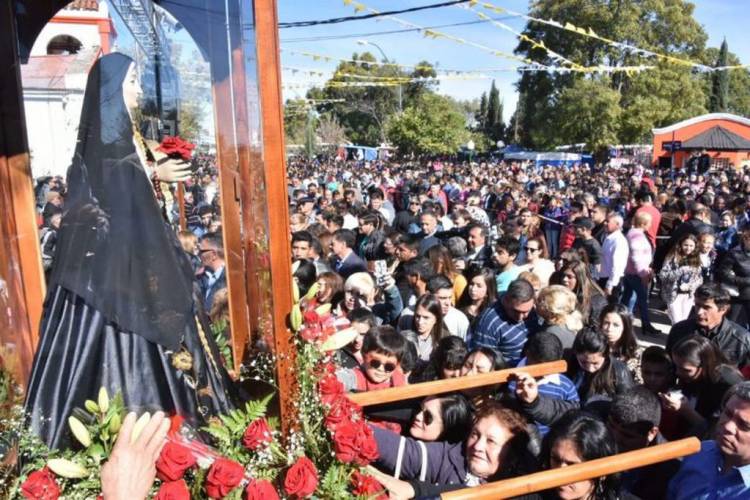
[442,437,700,499]
[348,361,567,407]
[0,0,46,387]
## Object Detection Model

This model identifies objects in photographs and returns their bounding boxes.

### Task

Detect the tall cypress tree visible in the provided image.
[710,39,730,112]
[487,81,500,134]
[477,92,488,129]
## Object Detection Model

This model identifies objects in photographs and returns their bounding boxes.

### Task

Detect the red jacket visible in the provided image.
[559,224,577,252]
[353,367,405,432]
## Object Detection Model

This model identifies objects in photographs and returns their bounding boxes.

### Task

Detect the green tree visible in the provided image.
[311,52,406,145]
[486,81,505,141]
[709,39,730,112]
[283,99,310,145]
[477,92,488,129]
[701,46,750,116]
[387,93,469,156]
[555,78,622,153]
[514,0,709,149]
[404,60,438,107]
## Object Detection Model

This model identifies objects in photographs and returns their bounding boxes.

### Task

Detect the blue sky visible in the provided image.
[278,0,749,121]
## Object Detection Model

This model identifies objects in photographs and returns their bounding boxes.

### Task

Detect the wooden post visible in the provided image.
[442,438,700,500]
[177,182,186,231]
[0,0,45,388]
[347,361,567,407]
[255,0,298,430]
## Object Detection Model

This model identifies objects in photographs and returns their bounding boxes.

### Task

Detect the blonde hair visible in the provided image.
[344,272,375,302]
[177,230,198,254]
[518,271,541,291]
[632,211,652,229]
[536,285,582,331]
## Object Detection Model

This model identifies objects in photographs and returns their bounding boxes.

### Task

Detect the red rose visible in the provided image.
[157,136,195,161]
[318,374,344,406]
[299,324,322,342]
[21,468,59,500]
[155,479,190,500]
[283,456,318,498]
[334,421,379,465]
[357,422,380,464]
[245,479,280,500]
[156,442,197,481]
[332,420,359,464]
[303,310,321,325]
[351,471,386,498]
[242,418,272,450]
[205,458,245,498]
[324,396,359,431]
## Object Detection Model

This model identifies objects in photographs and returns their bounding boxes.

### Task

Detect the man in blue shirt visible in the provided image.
[668,381,750,499]
[467,278,537,366]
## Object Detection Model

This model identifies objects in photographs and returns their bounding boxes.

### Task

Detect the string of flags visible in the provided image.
[334,0,748,74]
[465,0,749,72]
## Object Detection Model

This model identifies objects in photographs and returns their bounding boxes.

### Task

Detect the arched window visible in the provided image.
[46,34,82,55]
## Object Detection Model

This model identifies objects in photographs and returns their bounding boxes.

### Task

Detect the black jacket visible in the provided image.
[667,316,750,368]
[717,246,750,300]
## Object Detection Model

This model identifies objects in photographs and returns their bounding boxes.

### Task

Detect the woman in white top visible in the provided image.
[520,235,555,287]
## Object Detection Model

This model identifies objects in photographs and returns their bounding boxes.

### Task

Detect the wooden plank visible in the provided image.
[348,360,568,407]
[0,0,45,388]
[255,0,299,431]
[442,437,700,500]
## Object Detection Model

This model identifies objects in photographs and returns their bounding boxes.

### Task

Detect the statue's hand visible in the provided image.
[155,158,192,182]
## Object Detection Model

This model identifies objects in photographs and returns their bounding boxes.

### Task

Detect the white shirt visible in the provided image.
[397,306,469,340]
[600,230,629,288]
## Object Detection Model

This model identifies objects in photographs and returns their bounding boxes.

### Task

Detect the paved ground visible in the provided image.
[633,296,670,348]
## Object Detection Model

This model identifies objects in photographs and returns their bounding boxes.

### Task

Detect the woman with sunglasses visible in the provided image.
[521,236,555,287]
[409,394,473,443]
[337,271,403,325]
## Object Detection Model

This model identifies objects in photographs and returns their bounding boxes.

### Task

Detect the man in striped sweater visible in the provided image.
[466,278,539,366]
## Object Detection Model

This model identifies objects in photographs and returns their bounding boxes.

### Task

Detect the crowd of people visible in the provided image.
[287,156,750,499]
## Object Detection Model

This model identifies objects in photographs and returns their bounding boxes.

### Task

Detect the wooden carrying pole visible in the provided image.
[442,437,700,500]
[347,360,567,407]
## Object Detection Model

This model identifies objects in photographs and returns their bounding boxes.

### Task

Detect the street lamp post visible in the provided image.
[357,40,402,113]
[467,139,475,163]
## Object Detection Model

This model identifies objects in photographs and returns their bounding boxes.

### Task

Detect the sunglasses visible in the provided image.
[368,359,397,373]
[419,408,435,426]
[524,247,540,252]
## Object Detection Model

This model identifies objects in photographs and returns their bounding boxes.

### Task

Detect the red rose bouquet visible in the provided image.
[156,136,196,161]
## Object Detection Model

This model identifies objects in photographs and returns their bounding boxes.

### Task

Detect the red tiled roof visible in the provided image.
[65,0,99,11]
[21,55,76,90]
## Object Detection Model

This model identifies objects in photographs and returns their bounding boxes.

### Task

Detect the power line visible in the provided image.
[280,14,520,43]
[279,0,470,29]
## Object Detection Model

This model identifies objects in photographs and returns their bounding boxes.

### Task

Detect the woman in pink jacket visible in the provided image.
[621,212,660,335]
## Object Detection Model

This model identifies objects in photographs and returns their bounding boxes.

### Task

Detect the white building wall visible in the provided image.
[23,90,84,179]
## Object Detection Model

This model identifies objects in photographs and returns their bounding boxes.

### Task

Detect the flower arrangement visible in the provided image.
[156,136,196,162]
[8,278,387,499]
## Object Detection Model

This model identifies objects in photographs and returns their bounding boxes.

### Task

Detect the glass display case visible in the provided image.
[0,0,294,421]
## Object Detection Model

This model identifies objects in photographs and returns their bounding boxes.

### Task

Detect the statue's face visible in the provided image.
[122,62,143,112]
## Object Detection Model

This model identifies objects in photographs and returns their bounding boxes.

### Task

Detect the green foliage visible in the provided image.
[403,60,438,106]
[710,39,730,112]
[318,463,353,500]
[703,43,750,116]
[555,78,622,152]
[284,99,312,145]
[486,80,504,141]
[387,93,469,156]
[210,318,234,372]
[514,0,712,149]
